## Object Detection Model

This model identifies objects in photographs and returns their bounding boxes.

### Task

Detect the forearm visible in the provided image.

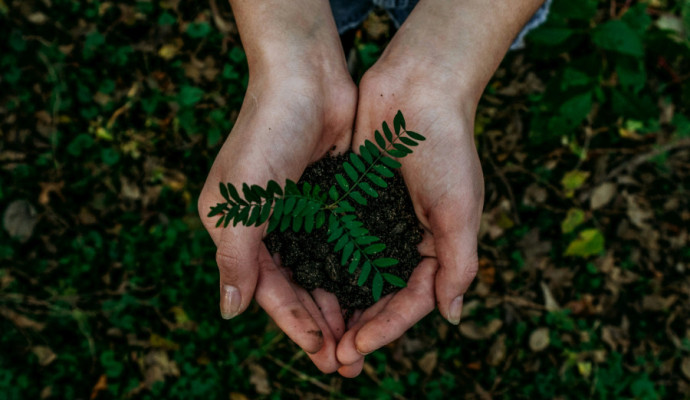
[378,0,546,103]
[228,0,347,77]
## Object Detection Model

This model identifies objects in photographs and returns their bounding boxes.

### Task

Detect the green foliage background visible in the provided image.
[1,0,689,398]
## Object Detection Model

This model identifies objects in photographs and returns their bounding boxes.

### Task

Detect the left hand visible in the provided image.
[335,62,485,377]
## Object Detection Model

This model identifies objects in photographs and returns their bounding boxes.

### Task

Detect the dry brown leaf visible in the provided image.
[625,193,653,229]
[248,363,271,395]
[460,319,503,340]
[529,327,550,352]
[601,322,630,352]
[540,281,560,311]
[487,334,507,366]
[590,182,617,210]
[90,375,108,400]
[39,181,65,205]
[230,393,249,400]
[32,346,57,366]
[3,199,38,243]
[418,350,438,375]
[0,307,45,331]
[642,294,678,311]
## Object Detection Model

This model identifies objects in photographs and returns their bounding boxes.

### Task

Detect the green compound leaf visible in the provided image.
[267,212,281,234]
[406,130,425,141]
[315,210,326,229]
[335,174,350,191]
[341,241,354,266]
[285,179,299,195]
[382,273,406,288]
[356,236,379,245]
[358,261,371,286]
[237,206,250,225]
[219,182,230,202]
[373,258,399,267]
[343,162,358,182]
[380,156,402,169]
[302,182,312,196]
[360,145,373,164]
[251,184,267,199]
[207,203,226,218]
[364,243,385,254]
[292,215,303,232]
[399,137,418,146]
[348,251,361,273]
[227,183,246,205]
[382,121,394,141]
[373,164,394,178]
[328,185,339,201]
[247,205,261,225]
[258,199,272,225]
[364,140,380,158]
[374,130,386,149]
[387,149,406,158]
[394,143,412,154]
[394,110,405,134]
[334,234,348,252]
[328,225,343,243]
[215,214,225,228]
[372,273,383,301]
[242,183,259,203]
[349,191,367,205]
[350,153,365,172]
[280,214,291,232]
[267,180,283,196]
[335,200,355,213]
[358,182,378,198]
[367,173,388,188]
[293,198,307,216]
[284,197,296,214]
[224,214,232,227]
[304,213,314,233]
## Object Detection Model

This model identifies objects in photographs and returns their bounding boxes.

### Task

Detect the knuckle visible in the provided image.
[215,247,241,271]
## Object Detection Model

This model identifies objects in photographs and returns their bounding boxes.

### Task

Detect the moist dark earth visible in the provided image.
[265,153,423,309]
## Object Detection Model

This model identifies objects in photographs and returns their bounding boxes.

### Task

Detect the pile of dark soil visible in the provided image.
[265,154,422,309]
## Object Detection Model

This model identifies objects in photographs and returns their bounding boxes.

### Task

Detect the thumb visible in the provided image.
[430,205,480,326]
[216,226,262,319]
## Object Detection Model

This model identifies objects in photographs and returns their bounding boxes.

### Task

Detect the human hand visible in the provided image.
[335,63,484,377]
[198,67,357,372]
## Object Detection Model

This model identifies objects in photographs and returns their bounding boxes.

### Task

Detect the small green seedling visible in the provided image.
[208,111,425,301]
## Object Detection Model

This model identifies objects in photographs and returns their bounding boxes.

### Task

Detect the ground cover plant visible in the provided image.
[1,0,690,399]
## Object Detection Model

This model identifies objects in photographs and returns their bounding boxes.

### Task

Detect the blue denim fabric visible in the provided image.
[330,0,553,50]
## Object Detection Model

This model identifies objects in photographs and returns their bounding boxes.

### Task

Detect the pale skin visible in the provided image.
[198,0,546,376]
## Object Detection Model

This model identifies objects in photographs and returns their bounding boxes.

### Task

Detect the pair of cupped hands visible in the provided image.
[198,52,485,376]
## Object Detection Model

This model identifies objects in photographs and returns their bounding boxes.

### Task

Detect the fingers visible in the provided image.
[216,226,263,319]
[312,289,345,342]
[336,259,437,370]
[429,207,479,325]
[337,357,365,378]
[254,247,324,355]
[294,287,341,373]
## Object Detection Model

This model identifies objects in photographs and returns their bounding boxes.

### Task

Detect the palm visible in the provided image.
[335,73,484,377]
[199,78,356,373]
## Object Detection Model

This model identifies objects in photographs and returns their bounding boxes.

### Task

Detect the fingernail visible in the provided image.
[448,295,463,325]
[220,285,241,320]
[356,347,372,356]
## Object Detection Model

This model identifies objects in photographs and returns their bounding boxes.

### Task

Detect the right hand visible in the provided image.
[198,69,357,372]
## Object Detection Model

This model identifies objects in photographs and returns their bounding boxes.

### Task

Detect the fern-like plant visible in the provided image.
[208,111,425,301]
